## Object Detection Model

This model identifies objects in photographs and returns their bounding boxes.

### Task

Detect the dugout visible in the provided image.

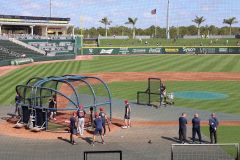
[16,75,112,130]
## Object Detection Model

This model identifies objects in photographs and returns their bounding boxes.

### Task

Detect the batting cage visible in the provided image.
[15,75,112,131]
[171,143,239,160]
[137,78,162,107]
[84,150,122,160]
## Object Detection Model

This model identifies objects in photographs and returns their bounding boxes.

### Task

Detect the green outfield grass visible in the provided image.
[107,81,240,115]
[201,126,240,158]
[0,55,240,110]
[202,126,240,143]
[99,38,240,47]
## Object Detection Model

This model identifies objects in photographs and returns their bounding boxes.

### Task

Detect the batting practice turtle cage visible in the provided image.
[15,75,112,131]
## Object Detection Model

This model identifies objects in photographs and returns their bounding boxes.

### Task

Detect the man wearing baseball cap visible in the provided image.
[99,107,108,136]
[77,105,86,137]
[123,100,131,128]
[92,112,104,146]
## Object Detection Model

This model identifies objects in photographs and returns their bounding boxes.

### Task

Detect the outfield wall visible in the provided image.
[81,46,240,55]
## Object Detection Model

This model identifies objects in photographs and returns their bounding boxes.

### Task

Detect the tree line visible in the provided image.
[72,16,239,38]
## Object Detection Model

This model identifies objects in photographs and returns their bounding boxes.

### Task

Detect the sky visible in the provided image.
[0,0,239,29]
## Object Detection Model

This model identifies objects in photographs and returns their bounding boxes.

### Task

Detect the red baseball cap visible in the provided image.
[124,100,128,104]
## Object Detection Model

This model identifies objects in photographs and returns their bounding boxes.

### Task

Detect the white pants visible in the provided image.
[78,118,85,135]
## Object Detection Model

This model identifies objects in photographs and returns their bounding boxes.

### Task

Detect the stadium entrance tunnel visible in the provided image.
[174,91,228,100]
[16,75,112,131]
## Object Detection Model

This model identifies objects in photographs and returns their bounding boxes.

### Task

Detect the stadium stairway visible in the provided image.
[9,38,46,55]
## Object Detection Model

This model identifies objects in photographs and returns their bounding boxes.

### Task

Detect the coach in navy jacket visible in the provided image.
[209,113,219,144]
[192,113,202,143]
[179,113,187,144]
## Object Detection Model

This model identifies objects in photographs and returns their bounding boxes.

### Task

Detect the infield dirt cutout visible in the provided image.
[1,57,240,140]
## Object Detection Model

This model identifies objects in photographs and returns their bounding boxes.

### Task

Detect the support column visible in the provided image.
[72,27,75,36]
[45,26,48,36]
[30,26,34,35]
[0,25,2,35]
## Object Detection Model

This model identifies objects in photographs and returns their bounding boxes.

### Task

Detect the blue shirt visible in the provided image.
[192,117,201,128]
[70,116,76,129]
[209,117,219,129]
[99,111,106,123]
[94,117,103,130]
[179,117,187,129]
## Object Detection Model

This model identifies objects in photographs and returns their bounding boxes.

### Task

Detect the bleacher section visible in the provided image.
[0,40,44,61]
[23,40,74,55]
[0,45,21,60]
[0,35,78,66]
[19,35,75,55]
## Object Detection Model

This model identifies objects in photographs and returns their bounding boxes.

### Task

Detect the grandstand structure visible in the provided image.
[0,14,74,36]
[0,14,81,66]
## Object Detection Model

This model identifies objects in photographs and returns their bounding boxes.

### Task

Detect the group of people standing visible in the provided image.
[69,105,109,145]
[69,100,131,145]
[179,112,219,144]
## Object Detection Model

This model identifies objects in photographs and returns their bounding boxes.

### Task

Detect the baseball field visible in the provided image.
[0,54,240,160]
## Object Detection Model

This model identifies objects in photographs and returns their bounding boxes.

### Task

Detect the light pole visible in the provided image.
[166,0,170,39]
[50,0,52,17]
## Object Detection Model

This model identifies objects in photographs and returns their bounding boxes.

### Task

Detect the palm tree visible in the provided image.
[99,17,112,37]
[223,17,238,35]
[192,16,206,37]
[125,17,138,39]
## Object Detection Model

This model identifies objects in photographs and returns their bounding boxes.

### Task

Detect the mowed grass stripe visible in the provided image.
[78,56,130,72]
[111,55,167,72]
[148,55,187,71]
[86,56,148,72]
[135,55,180,71]
[210,55,236,72]
[172,55,210,71]
[220,56,240,72]
[0,67,37,103]
[0,63,60,104]
[138,55,182,71]
[0,67,30,86]
[64,60,76,74]
[180,55,218,72]
[230,56,240,72]
[34,62,58,77]
[2,62,76,104]
[158,55,197,71]
[72,61,82,74]
[199,55,227,72]
[54,61,71,76]
[0,66,37,92]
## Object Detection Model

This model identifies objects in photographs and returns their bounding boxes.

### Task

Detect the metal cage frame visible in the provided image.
[16,75,112,130]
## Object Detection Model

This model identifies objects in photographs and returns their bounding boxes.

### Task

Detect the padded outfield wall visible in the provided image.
[80,46,240,55]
